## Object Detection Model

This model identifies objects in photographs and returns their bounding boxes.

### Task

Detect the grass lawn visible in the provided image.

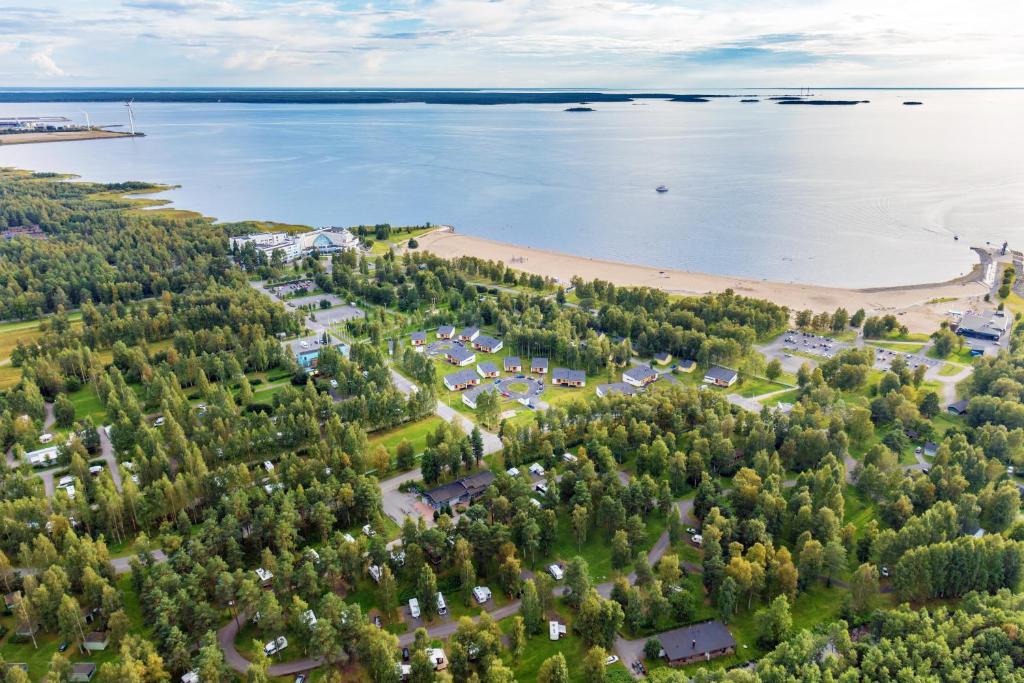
[758,388,800,405]
[367,415,445,459]
[938,362,967,377]
[538,512,668,584]
[926,345,977,364]
[865,331,930,343]
[867,340,926,354]
[68,385,107,424]
[499,604,596,683]
[735,377,792,398]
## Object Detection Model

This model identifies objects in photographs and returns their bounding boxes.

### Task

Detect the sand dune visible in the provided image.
[415,229,996,333]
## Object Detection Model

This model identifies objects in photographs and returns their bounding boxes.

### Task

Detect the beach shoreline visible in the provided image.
[414,229,998,333]
[0,130,137,145]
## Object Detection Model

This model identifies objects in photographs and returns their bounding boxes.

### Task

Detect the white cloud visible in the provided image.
[5,0,1024,86]
[29,49,66,77]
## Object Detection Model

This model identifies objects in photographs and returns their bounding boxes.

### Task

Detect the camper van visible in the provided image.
[436,592,447,616]
[409,598,421,619]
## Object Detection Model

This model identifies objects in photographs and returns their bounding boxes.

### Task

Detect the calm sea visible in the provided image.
[2,90,1023,288]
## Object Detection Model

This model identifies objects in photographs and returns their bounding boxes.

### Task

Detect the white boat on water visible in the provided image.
[655,185,668,193]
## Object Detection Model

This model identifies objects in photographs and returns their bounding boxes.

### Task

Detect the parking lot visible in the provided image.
[287,293,344,308]
[313,304,365,325]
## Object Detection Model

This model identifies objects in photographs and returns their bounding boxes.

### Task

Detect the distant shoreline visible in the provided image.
[413,230,995,333]
[0,130,137,145]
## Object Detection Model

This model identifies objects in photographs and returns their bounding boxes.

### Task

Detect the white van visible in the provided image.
[436,592,447,616]
[409,598,420,619]
[548,564,564,581]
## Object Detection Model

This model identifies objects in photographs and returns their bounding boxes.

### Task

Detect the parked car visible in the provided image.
[294,676,305,683]
[264,636,289,656]
[402,647,410,661]
[58,642,69,652]
[605,655,619,665]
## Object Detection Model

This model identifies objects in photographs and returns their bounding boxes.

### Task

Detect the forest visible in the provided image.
[1,168,1024,683]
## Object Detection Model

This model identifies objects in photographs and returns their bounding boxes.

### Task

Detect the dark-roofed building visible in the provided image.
[444,345,476,366]
[948,399,969,416]
[653,352,672,365]
[623,364,659,387]
[463,383,499,409]
[551,368,586,387]
[459,326,481,342]
[596,382,639,398]
[658,621,737,666]
[83,631,109,651]
[70,663,96,683]
[676,359,697,373]
[954,311,1010,341]
[504,356,522,372]
[411,331,427,346]
[423,470,496,509]
[472,335,503,353]
[477,361,499,378]
[703,366,738,387]
[437,325,455,340]
[923,441,939,457]
[444,369,481,391]
[532,358,549,374]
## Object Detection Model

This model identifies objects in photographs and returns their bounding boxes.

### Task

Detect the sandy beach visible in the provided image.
[416,230,998,333]
[0,130,136,145]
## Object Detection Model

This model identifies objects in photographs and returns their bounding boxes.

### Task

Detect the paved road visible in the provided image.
[14,549,167,578]
[217,609,325,676]
[97,427,124,492]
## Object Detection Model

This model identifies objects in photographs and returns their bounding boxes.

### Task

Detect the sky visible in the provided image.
[1,0,1022,88]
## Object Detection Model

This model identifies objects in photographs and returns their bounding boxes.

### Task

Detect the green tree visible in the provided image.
[582,646,607,683]
[765,358,783,381]
[850,562,879,613]
[417,565,439,620]
[537,653,571,683]
[508,615,526,664]
[521,579,543,635]
[754,595,792,647]
[716,575,738,624]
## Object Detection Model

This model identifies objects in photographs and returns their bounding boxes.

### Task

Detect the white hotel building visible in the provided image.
[230,227,360,263]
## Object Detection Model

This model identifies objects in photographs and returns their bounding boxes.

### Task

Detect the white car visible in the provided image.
[362,524,375,537]
[330,379,339,389]
[605,655,620,666]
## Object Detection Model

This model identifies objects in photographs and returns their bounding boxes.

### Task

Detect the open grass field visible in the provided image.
[868,340,926,354]
[367,415,445,459]
[735,377,792,398]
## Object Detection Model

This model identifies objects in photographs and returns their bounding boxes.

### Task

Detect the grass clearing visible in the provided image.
[367,415,445,459]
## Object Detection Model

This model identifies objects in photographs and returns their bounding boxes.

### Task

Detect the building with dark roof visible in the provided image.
[459,327,481,342]
[463,383,499,409]
[437,325,455,339]
[411,331,427,346]
[476,361,499,378]
[504,356,522,372]
[954,311,1010,342]
[423,470,496,509]
[444,369,481,391]
[676,359,697,373]
[472,335,503,353]
[623,364,659,387]
[948,399,969,416]
[596,382,639,398]
[658,621,736,666]
[703,366,738,387]
[531,358,548,374]
[70,663,96,683]
[653,352,672,365]
[551,368,586,387]
[444,345,476,366]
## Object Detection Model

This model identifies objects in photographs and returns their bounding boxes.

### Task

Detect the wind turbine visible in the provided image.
[124,99,136,135]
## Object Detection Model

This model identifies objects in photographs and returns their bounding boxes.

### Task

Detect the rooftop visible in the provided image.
[532,357,548,368]
[504,356,521,368]
[624,365,658,381]
[445,369,479,386]
[658,621,736,660]
[552,368,586,383]
[705,366,738,382]
[477,361,499,374]
[474,334,501,348]
[446,346,476,362]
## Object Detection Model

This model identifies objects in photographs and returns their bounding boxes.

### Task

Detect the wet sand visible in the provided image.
[415,230,996,333]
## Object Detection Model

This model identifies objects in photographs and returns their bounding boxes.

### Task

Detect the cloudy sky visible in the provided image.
[1,0,1022,87]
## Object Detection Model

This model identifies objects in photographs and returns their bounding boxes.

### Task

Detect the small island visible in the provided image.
[903,101,924,106]
[740,99,760,103]
[564,107,594,112]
